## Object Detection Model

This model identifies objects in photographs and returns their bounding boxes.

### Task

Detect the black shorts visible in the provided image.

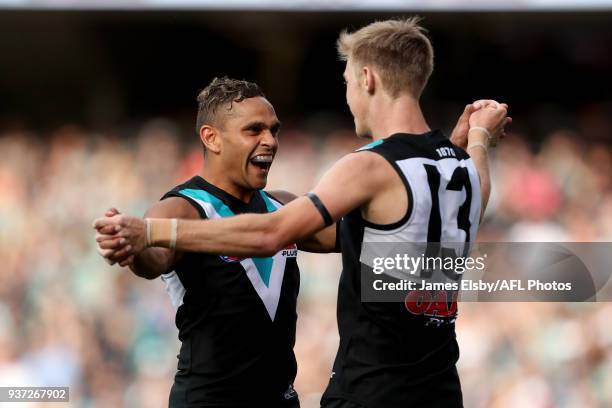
[169,371,300,408]
[321,366,463,408]
[321,399,366,408]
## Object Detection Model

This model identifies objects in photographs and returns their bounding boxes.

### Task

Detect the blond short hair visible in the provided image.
[337,17,434,98]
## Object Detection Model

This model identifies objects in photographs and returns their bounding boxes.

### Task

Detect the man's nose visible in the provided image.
[260,130,278,149]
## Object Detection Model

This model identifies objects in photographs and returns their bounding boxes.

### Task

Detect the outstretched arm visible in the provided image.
[96,197,200,278]
[266,190,338,253]
[95,107,510,257]
[94,153,384,258]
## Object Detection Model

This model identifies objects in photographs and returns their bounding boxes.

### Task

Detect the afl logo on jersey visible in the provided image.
[281,244,298,258]
[219,255,243,263]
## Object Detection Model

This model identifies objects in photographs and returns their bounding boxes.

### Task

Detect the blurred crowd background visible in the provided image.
[1,118,611,408]
[1,7,611,408]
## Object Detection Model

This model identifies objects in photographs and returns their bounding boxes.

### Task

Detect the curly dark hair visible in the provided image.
[195,76,265,133]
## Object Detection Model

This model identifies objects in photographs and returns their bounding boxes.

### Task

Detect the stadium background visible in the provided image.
[1,5,611,408]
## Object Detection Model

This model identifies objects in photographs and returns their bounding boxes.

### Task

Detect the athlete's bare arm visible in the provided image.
[94,152,388,258]
[266,190,338,253]
[465,105,508,219]
[96,197,200,279]
[94,106,509,258]
[450,100,511,150]
[449,101,511,220]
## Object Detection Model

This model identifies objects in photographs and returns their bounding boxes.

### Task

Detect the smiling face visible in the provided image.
[216,96,281,191]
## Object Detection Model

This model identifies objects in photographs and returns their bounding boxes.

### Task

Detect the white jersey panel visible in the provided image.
[363,156,481,245]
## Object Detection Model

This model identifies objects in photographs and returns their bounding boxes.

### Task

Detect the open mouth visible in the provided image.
[249,154,273,172]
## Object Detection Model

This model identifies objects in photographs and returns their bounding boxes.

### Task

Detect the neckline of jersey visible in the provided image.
[383,129,444,143]
[193,175,261,212]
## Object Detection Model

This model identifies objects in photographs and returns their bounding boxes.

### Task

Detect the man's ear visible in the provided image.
[200,125,222,154]
[362,66,375,95]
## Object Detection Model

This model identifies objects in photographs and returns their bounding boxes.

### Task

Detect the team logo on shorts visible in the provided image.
[281,244,298,258]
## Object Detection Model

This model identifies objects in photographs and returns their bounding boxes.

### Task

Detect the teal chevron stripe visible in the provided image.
[180,188,234,218]
[179,188,275,287]
[356,139,384,151]
[251,257,273,286]
[260,191,278,212]
[253,191,278,286]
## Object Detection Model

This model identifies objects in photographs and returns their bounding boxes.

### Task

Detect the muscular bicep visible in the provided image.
[310,152,382,221]
[272,152,384,248]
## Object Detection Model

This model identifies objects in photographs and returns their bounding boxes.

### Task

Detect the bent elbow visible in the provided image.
[130,266,162,280]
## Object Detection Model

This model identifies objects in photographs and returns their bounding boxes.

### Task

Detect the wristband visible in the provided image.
[146,218,178,249]
[467,142,488,153]
[169,218,178,250]
[469,126,498,147]
[145,218,152,247]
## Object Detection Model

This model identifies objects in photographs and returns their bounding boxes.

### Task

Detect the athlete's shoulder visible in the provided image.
[349,134,419,167]
[353,133,421,161]
[356,131,470,162]
[146,196,200,219]
[162,176,204,198]
[161,176,209,219]
[355,138,386,152]
[334,149,391,186]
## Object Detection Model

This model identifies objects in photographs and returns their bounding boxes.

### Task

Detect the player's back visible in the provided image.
[323,130,481,408]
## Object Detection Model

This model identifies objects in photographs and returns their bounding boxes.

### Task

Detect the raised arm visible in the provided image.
[465,105,508,219]
[450,100,510,219]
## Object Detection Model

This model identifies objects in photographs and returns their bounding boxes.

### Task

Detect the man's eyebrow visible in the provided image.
[242,121,266,130]
[241,121,282,131]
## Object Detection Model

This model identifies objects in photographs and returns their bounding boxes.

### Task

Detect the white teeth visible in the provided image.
[251,155,273,163]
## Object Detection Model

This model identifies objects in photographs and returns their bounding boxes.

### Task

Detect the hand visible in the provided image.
[450,100,507,149]
[468,103,512,147]
[94,208,131,266]
[450,104,474,149]
[93,210,146,266]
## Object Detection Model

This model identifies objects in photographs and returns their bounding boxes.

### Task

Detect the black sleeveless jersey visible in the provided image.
[321,131,481,408]
[161,176,300,407]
